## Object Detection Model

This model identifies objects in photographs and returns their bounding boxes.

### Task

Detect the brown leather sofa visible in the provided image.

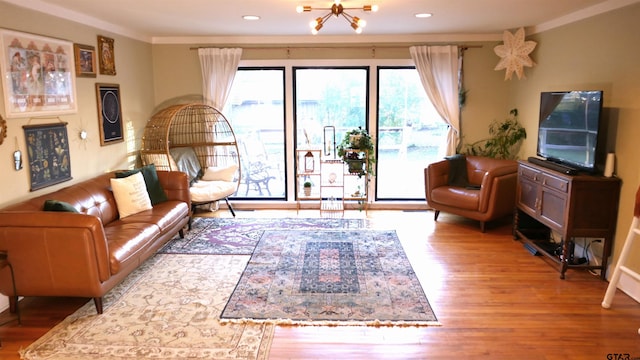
[0,170,191,314]
[424,155,518,232]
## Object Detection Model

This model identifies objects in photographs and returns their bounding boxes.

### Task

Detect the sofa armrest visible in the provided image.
[157,171,191,206]
[424,160,450,202]
[0,212,112,296]
[477,163,518,213]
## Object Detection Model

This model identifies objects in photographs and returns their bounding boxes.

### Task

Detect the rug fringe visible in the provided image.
[220,317,441,327]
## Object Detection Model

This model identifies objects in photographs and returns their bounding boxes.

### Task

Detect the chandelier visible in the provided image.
[296,0,379,35]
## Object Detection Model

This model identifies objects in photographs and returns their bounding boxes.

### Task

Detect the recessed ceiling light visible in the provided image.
[415,13,433,18]
[243,15,260,20]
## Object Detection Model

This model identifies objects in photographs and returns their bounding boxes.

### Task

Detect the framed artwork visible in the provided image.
[73,43,96,77]
[0,29,77,118]
[95,83,123,145]
[23,121,72,191]
[97,35,116,75]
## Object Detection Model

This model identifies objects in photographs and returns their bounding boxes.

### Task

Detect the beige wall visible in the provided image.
[0,2,154,208]
[509,3,640,282]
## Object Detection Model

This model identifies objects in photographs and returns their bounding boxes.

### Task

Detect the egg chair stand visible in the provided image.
[140,103,241,227]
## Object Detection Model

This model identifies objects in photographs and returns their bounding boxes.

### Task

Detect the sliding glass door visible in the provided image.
[376,67,448,200]
[223,68,286,199]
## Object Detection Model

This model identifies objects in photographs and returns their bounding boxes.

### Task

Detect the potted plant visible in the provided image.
[337,127,375,178]
[303,181,312,196]
[460,108,526,160]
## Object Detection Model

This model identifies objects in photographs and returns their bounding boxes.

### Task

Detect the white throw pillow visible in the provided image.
[201,164,238,182]
[110,172,153,218]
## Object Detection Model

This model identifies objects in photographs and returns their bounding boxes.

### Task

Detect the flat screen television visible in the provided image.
[537,90,605,173]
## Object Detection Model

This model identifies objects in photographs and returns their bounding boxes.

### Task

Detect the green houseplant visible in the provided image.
[303,181,312,196]
[460,108,526,160]
[337,127,375,178]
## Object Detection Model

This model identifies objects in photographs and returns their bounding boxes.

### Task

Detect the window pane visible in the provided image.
[376,67,448,200]
[294,67,368,149]
[294,67,368,200]
[224,68,285,199]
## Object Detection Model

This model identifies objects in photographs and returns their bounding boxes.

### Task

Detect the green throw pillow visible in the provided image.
[116,164,168,205]
[43,200,79,213]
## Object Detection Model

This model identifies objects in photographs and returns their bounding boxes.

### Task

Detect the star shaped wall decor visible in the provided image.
[494,27,537,80]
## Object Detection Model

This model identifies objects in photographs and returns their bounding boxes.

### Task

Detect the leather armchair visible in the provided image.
[424,155,518,232]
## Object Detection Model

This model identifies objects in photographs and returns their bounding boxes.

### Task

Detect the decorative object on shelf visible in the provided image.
[97,35,116,75]
[0,29,78,118]
[323,125,335,158]
[494,27,537,80]
[95,83,123,145]
[328,172,337,184]
[73,43,96,78]
[296,1,378,34]
[337,126,375,178]
[23,120,71,190]
[459,108,526,160]
[303,181,312,196]
[304,151,315,172]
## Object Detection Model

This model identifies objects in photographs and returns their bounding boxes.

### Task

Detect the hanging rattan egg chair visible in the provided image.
[140,103,240,220]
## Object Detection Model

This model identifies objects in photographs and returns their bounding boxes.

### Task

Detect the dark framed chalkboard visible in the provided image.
[23,122,72,191]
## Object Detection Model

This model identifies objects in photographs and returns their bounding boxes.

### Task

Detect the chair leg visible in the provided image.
[434,210,440,221]
[225,197,236,217]
[480,221,486,233]
[94,297,104,314]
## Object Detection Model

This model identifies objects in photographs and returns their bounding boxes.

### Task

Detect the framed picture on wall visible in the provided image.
[97,35,116,75]
[73,43,96,77]
[23,122,72,191]
[96,83,123,145]
[0,29,77,118]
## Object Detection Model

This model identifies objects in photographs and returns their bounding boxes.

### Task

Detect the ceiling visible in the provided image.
[5,0,637,43]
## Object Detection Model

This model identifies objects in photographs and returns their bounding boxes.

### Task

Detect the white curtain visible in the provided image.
[198,48,242,109]
[409,45,460,156]
[197,48,242,167]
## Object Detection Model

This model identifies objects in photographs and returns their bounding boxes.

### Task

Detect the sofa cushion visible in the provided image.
[110,172,153,218]
[103,222,161,274]
[118,200,189,233]
[202,164,238,182]
[43,199,79,213]
[431,186,479,211]
[116,164,168,205]
[189,180,237,203]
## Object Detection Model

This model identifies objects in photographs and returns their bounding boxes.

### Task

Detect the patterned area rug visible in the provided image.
[159,217,368,255]
[221,229,439,327]
[20,255,274,360]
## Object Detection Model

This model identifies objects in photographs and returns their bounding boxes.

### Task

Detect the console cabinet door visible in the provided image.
[517,176,539,217]
[538,173,569,231]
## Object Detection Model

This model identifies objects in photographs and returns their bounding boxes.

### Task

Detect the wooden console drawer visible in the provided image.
[541,173,569,193]
[518,165,541,182]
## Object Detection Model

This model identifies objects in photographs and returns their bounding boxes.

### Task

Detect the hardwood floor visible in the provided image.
[1,210,638,359]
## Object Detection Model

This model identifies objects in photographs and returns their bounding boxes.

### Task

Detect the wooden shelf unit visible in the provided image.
[513,160,621,279]
[295,149,369,216]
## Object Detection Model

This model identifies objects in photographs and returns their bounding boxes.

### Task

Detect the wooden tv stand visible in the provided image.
[513,160,621,279]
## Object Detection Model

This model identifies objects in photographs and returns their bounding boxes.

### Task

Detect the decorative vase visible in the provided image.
[304,187,311,196]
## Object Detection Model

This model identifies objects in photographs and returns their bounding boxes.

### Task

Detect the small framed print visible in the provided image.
[96,83,123,145]
[73,43,96,77]
[97,35,116,75]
